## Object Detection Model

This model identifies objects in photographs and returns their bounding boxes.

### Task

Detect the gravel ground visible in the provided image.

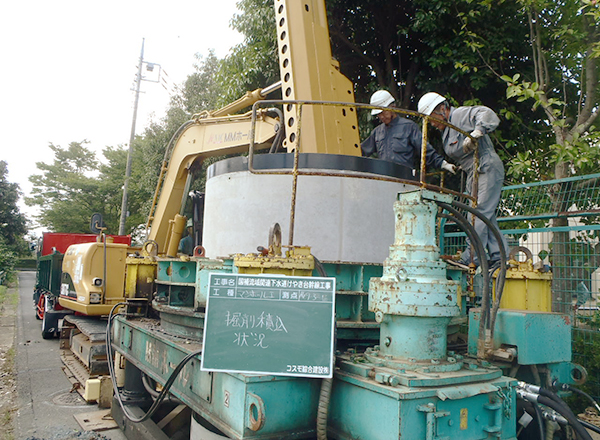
[24,431,110,440]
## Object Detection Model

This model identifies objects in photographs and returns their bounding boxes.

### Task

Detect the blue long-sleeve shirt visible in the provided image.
[361,116,445,170]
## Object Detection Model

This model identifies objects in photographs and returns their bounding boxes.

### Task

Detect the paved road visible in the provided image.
[15,271,126,440]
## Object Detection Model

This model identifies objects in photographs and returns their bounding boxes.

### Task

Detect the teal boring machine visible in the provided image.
[329,189,517,439]
[105,1,591,439]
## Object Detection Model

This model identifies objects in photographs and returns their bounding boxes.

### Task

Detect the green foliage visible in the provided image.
[171,50,224,114]
[571,322,600,413]
[216,0,279,104]
[0,161,28,258]
[0,236,17,284]
[495,0,600,179]
[27,141,99,232]
[26,141,145,235]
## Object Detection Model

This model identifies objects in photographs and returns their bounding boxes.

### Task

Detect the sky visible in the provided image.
[0,0,243,233]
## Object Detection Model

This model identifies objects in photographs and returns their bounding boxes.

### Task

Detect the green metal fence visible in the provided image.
[442,172,600,399]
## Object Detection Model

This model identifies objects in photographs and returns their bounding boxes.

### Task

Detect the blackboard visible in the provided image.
[201,273,336,378]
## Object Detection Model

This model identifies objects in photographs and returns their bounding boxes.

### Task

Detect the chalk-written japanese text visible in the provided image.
[233,332,268,348]
[225,311,288,332]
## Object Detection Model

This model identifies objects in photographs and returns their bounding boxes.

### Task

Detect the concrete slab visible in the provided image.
[74,409,118,431]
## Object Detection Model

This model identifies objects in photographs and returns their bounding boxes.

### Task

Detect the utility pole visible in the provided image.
[119,39,162,235]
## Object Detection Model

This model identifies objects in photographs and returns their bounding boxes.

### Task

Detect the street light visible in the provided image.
[118,38,163,236]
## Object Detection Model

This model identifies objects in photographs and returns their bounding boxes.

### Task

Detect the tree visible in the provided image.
[0,161,28,256]
[28,141,99,232]
[26,141,133,234]
[216,0,280,104]
[474,0,600,180]
[171,50,224,114]
[98,145,149,234]
[459,0,600,309]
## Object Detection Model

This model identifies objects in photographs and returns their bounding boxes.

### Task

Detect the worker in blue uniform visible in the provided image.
[418,92,508,265]
[361,90,457,176]
[178,219,194,255]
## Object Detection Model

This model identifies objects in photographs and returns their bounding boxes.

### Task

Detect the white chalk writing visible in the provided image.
[233,332,269,349]
[225,311,288,333]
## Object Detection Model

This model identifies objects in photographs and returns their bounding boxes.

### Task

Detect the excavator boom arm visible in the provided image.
[147,112,279,254]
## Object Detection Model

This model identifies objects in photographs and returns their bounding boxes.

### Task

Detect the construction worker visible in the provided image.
[361,90,457,176]
[178,218,194,255]
[417,92,508,265]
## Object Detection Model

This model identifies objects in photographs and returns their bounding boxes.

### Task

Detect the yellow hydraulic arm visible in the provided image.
[147,110,279,256]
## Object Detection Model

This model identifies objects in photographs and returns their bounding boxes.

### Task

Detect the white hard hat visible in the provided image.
[186,218,193,228]
[370,90,395,115]
[418,92,447,116]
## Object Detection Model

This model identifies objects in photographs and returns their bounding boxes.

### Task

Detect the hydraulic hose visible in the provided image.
[141,373,184,406]
[450,200,507,340]
[316,377,333,440]
[558,383,600,415]
[522,383,577,418]
[519,383,593,440]
[532,402,546,440]
[538,386,578,420]
[536,395,592,440]
[146,120,196,231]
[579,419,600,435]
[267,107,285,154]
[437,203,490,358]
[106,303,201,423]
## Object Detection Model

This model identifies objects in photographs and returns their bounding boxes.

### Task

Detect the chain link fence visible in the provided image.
[441,173,600,400]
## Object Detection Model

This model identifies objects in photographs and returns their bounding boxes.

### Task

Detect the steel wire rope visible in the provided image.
[312,254,328,277]
[266,107,285,154]
[310,252,332,440]
[316,376,333,440]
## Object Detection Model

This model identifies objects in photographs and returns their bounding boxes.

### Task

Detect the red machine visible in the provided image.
[38,232,131,256]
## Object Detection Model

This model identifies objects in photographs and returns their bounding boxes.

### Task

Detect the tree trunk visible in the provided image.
[551,160,570,313]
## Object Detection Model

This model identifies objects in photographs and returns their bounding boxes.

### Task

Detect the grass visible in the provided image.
[0,285,18,307]
[0,285,17,440]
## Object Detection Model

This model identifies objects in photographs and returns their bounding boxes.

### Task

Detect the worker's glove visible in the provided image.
[441,160,458,175]
[462,129,484,154]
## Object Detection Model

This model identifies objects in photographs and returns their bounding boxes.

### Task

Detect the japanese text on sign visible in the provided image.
[201,273,336,378]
